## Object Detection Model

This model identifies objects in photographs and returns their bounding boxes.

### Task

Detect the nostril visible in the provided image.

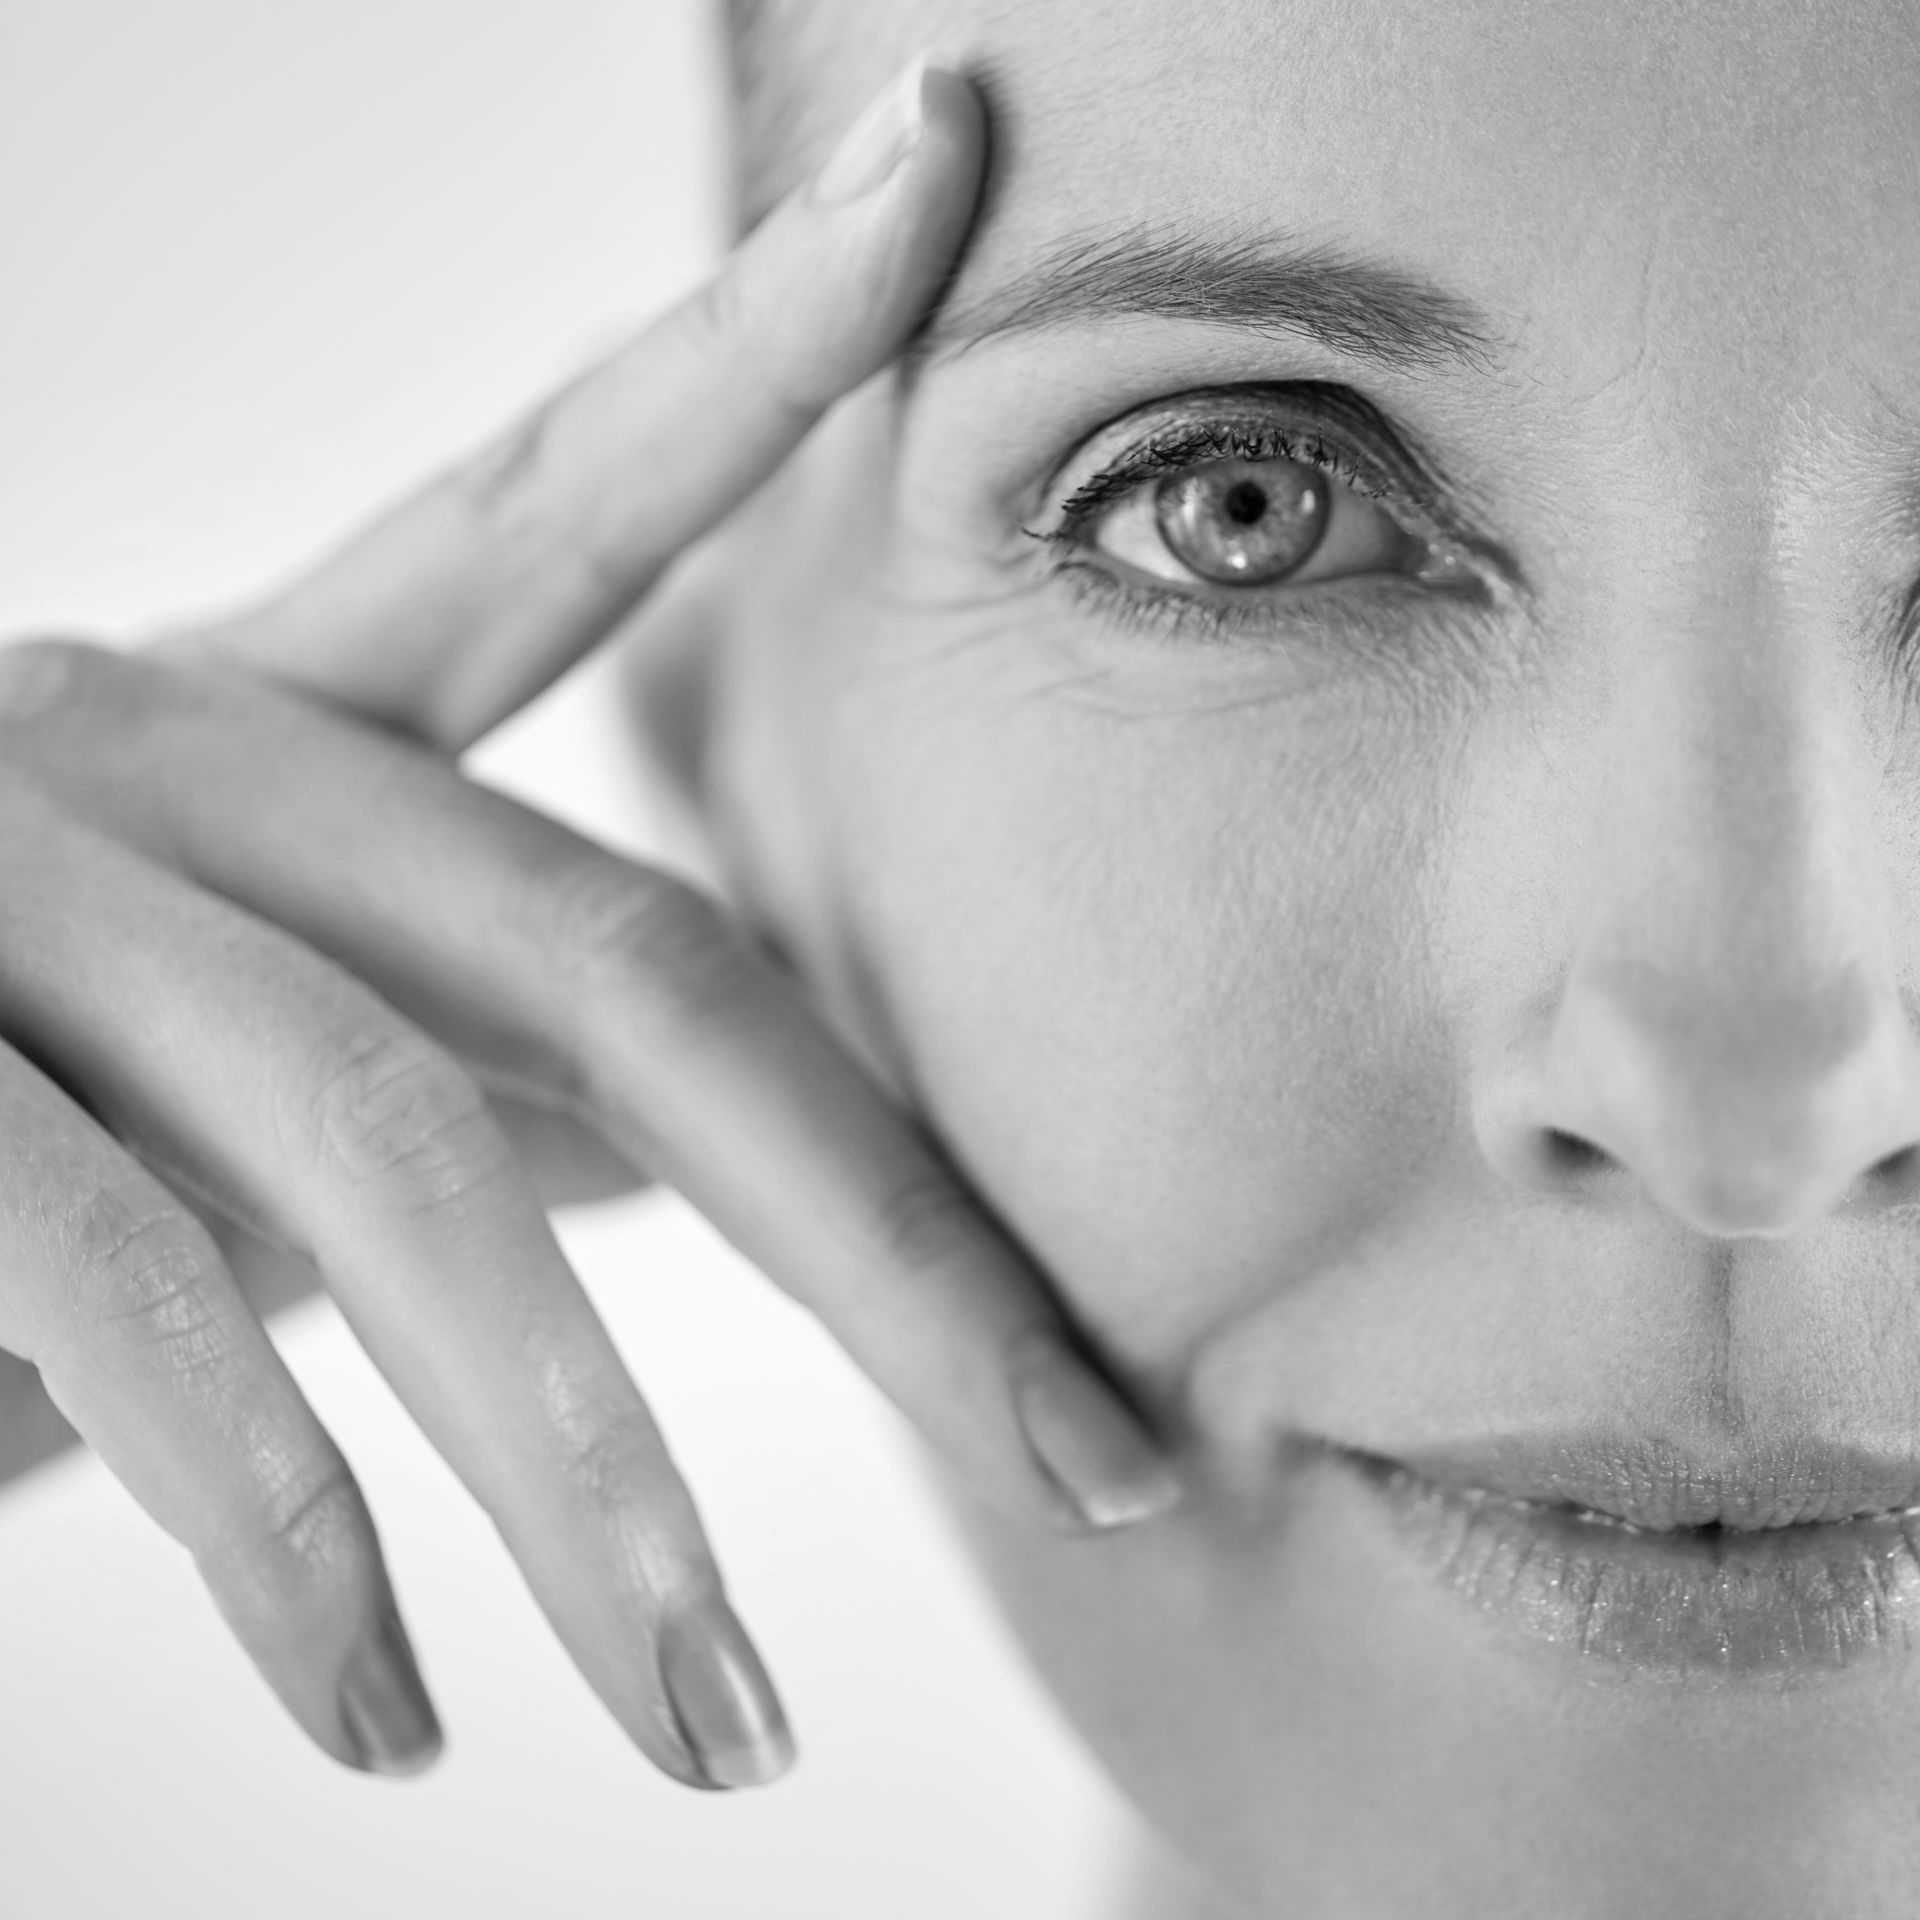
[1543,1128,1613,1178]
[1866,1143,1920,1189]
[1481,1110,1626,1198]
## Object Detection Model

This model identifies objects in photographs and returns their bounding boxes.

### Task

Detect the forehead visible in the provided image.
[811,0,1920,414]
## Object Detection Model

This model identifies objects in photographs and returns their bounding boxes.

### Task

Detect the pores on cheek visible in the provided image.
[816,589,1464,1401]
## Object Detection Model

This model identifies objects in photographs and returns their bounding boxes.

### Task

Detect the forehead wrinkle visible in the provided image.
[912,220,1508,378]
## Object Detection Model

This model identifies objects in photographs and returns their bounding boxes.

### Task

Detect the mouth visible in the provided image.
[1328,1435,1920,1676]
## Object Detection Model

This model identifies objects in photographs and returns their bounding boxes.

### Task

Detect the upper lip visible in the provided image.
[1365,1433,1920,1532]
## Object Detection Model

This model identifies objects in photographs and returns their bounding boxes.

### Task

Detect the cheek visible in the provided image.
[823,615,1463,1377]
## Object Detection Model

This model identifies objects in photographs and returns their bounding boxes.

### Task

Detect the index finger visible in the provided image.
[164,59,983,749]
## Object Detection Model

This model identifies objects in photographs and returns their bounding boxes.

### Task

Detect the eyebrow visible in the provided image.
[914,223,1503,376]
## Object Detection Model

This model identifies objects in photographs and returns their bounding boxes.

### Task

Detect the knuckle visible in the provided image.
[452,401,629,614]
[872,1167,981,1283]
[682,262,754,362]
[455,401,559,547]
[557,1407,666,1523]
[680,265,810,424]
[0,635,114,730]
[542,858,757,1031]
[255,1459,369,1570]
[292,1018,505,1210]
[209,1456,374,1608]
[60,1178,235,1375]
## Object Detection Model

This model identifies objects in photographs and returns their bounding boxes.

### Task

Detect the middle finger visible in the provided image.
[0,789,794,1789]
[4,640,1180,1536]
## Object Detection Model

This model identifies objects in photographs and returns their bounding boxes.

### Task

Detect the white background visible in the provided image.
[0,2,1135,1913]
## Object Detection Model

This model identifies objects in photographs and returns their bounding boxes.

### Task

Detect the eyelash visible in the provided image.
[1029,399,1482,647]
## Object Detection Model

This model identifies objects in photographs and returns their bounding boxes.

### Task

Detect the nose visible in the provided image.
[1534,932,1920,1237]
[1477,597,1920,1239]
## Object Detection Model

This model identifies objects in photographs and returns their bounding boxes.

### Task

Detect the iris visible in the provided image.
[1154,457,1330,584]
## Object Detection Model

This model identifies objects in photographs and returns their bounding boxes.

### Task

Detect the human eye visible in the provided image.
[1028,384,1499,645]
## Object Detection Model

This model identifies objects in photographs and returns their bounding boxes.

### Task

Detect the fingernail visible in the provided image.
[811,55,930,207]
[338,1605,443,1777]
[1013,1334,1183,1531]
[655,1595,796,1790]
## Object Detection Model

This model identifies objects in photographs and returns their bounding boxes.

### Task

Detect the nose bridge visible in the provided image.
[1529,560,1920,1236]
[1591,573,1855,1011]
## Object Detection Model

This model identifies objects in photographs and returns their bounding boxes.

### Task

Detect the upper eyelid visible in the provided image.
[1056,426,1408,551]
[1058,421,1390,531]
[1033,385,1440,525]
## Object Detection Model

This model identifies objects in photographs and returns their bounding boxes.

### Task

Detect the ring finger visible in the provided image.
[0,1035,440,1774]
[0,796,792,1788]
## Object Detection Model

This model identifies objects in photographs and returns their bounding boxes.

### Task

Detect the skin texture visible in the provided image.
[0,68,1181,1797]
[649,0,1920,1912]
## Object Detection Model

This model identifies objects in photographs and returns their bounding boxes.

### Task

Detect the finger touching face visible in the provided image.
[699,0,1920,1910]
[175,63,987,748]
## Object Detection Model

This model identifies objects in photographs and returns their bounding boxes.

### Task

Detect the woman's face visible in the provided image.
[701,1,1920,1910]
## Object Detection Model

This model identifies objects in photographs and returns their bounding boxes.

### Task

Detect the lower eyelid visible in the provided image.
[1042,568,1514,726]
[1051,547,1426,627]
[1041,516,1500,654]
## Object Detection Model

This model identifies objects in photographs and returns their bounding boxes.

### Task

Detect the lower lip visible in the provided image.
[1339,1451,1920,1676]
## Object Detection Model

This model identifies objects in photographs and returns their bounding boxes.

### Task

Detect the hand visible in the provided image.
[0,62,1178,1790]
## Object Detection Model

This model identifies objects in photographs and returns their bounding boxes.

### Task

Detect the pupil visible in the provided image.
[1223,481,1268,526]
